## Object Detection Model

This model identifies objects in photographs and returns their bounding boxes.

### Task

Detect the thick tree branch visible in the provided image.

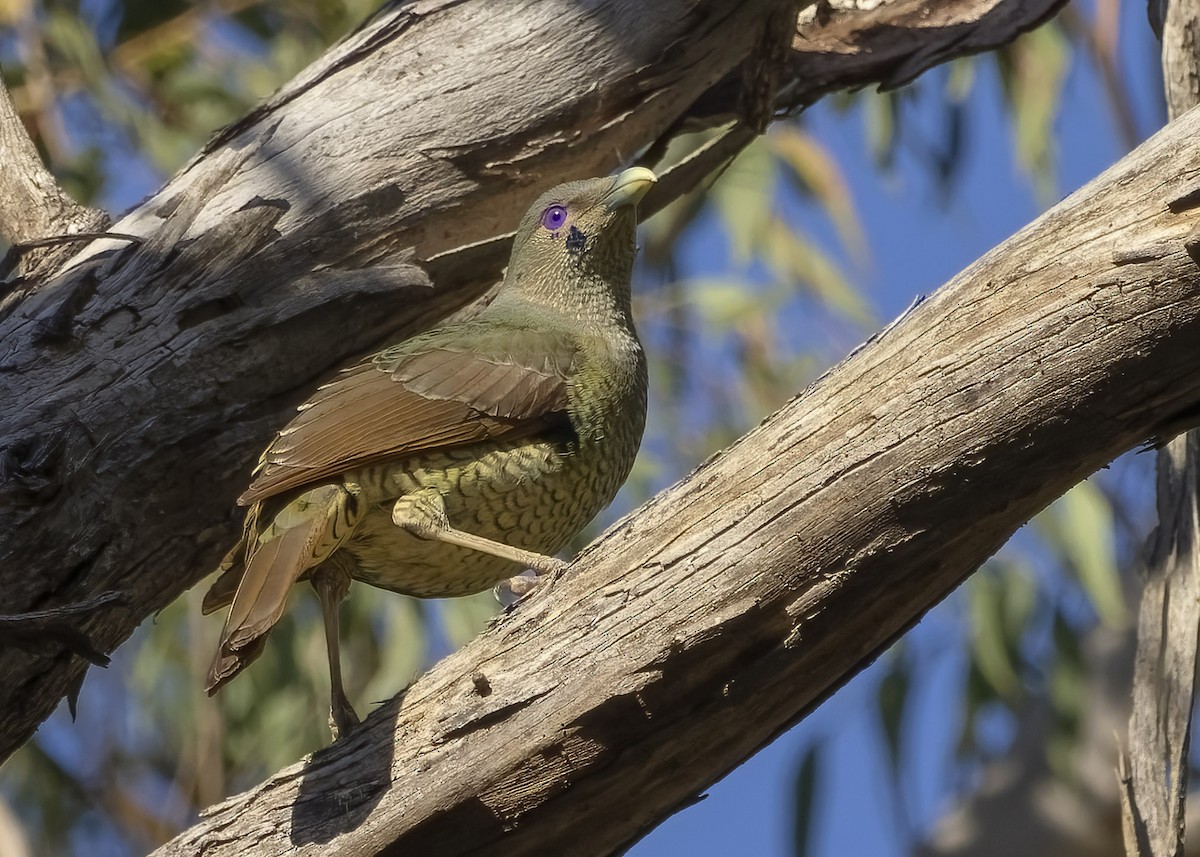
[1121,3,1200,855]
[0,0,1061,766]
[0,0,793,760]
[153,102,1200,855]
[1123,434,1200,857]
[788,0,1065,95]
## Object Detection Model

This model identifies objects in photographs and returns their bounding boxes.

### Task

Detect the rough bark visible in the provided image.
[0,0,792,761]
[0,78,109,280]
[143,101,1200,854]
[0,0,1060,768]
[1119,4,1200,856]
[1122,437,1200,857]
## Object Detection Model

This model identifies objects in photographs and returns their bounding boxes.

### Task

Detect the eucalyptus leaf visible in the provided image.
[791,743,821,857]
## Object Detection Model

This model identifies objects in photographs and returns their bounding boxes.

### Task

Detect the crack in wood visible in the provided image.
[436,686,555,742]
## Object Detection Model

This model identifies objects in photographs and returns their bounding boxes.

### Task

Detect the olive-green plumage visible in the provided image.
[203,168,655,736]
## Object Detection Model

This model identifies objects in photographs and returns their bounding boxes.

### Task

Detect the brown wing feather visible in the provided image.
[206,484,347,693]
[239,336,577,505]
[205,518,314,692]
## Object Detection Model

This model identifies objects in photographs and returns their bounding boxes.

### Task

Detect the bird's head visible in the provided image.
[501,167,657,317]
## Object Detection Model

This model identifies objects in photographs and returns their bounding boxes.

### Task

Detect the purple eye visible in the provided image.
[540,204,568,231]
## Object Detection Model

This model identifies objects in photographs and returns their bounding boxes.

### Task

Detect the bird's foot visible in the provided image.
[328,694,361,741]
[494,572,540,610]
[505,573,543,599]
[392,489,570,575]
[493,560,570,612]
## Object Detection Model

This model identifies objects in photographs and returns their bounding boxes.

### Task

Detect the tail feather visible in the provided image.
[207,637,266,696]
[206,484,351,694]
[202,551,247,615]
[202,504,260,615]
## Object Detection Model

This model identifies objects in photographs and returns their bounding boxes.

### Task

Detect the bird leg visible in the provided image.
[492,571,547,612]
[309,559,360,740]
[391,487,569,575]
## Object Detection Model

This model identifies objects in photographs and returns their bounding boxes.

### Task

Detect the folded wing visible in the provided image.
[240,329,579,504]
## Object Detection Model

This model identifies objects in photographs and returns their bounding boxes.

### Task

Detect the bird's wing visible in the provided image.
[239,328,579,504]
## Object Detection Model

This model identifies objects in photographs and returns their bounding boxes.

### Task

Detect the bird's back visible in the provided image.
[342,307,648,597]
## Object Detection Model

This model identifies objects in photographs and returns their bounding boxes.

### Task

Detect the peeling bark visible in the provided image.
[0,76,109,280]
[153,101,1200,855]
[0,0,1074,849]
[1120,3,1200,856]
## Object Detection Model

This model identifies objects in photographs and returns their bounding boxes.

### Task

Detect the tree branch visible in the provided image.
[0,73,109,280]
[0,0,1063,836]
[154,100,1200,855]
[681,0,1066,127]
[1121,3,1200,855]
[0,1,1080,849]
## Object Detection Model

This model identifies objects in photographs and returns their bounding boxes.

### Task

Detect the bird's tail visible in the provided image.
[205,484,353,694]
[202,511,257,615]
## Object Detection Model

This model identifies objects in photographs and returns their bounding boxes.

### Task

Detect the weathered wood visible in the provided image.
[0,0,793,761]
[1123,434,1200,857]
[0,77,109,280]
[1121,3,1200,855]
[687,0,1066,123]
[154,99,1200,855]
[0,0,1060,769]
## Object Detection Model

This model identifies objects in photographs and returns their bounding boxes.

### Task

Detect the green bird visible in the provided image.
[202,168,655,737]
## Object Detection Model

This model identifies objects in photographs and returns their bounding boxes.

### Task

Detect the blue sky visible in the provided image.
[3,2,1170,854]
[632,3,1162,854]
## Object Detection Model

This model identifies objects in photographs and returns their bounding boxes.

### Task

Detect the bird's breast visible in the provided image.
[339,429,633,597]
[333,327,648,599]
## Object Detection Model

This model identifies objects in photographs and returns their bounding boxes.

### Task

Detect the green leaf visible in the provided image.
[791,743,821,857]
[876,649,910,784]
[763,219,870,324]
[360,594,428,705]
[967,570,1021,699]
[862,90,898,170]
[710,140,774,264]
[997,23,1070,204]
[1038,479,1127,629]
[117,0,193,42]
[1046,611,1086,782]
[768,124,866,260]
[945,58,976,102]
[44,10,108,81]
[687,277,768,330]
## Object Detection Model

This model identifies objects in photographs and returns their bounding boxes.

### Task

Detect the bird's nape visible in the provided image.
[203,169,655,739]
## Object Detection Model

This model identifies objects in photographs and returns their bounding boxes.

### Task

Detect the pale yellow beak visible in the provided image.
[605,167,657,211]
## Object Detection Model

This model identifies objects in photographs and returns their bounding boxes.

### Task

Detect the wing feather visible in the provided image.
[239,330,579,505]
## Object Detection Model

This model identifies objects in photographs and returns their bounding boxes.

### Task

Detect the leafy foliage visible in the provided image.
[0,2,1159,856]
